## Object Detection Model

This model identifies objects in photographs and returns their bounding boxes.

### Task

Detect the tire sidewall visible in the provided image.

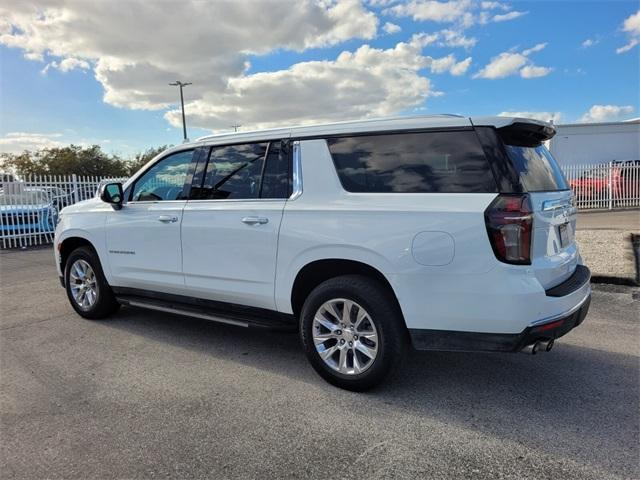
[300,276,403,390]
[64,247,115,319]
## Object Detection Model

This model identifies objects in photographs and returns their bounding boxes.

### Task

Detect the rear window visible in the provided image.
[326,131,497,193]
[504,144,569,191]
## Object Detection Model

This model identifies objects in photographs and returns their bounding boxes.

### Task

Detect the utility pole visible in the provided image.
[230,124,241,132]
[169,81,192,141]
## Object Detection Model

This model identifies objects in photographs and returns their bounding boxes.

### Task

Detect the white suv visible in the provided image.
[54,115,591,390]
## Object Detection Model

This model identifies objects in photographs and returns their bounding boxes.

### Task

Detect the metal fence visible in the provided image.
[1,163,639,249]
[562,162,640,210]
[1,175,126,249]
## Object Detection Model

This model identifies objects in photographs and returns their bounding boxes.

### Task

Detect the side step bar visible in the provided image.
[119,298,250,328]
[113,289,297,332]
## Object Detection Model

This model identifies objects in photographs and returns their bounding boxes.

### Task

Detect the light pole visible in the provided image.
[169,81,192,141]
[230,124,241,132]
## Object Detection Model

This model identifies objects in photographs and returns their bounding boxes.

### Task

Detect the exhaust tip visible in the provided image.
[545,339,554,352]
[527,340,554,355]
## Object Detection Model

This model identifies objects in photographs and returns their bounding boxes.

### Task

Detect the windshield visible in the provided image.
[504,144,569,191]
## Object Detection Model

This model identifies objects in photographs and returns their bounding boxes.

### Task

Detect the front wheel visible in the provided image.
[64,246,120,319]
[300,275,406,391]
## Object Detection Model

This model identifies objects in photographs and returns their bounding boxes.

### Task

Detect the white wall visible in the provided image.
[549,121,640,166]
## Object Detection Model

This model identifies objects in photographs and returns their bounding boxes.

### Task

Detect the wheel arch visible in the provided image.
[58,235,103,280]
[289,258,405,325]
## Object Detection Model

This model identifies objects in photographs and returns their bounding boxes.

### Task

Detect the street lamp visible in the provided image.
[169,81,192,141]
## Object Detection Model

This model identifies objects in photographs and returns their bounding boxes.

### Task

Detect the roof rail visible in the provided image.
[194,114,466,142]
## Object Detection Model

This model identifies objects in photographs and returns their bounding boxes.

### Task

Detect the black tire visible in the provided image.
[64,246,120,319]
[300,275,407,391]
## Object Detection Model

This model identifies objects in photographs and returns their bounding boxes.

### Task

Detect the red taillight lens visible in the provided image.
[485,194,533,265]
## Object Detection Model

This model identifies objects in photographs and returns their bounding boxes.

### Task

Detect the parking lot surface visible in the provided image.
[1,247,639,479]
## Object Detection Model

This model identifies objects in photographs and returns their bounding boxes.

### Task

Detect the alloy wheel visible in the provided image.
[312,298,379,375]
[69,259,98,310]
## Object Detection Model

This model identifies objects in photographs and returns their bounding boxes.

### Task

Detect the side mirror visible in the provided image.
[100,182,124,210]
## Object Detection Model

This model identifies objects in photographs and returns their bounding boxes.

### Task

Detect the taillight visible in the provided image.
[484,194,533,265]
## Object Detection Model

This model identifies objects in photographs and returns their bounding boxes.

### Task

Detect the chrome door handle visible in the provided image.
[241,216,268,225]
[158,215,178,223]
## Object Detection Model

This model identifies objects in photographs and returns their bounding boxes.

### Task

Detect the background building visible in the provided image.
[549,119,640,166]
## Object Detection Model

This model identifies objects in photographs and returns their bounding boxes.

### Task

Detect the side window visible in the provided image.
[131,150,193,201]
[191,141,290,200]
[326,131,497,193]
[196,143,267,200]
[261,142,290,199]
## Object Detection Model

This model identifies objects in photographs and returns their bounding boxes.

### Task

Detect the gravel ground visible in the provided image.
[1,248,639,480]
[575,209,639,282]
[576,229,637,280]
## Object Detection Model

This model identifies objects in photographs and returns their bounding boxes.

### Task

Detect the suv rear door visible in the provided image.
[503,141,578,289]
[181,140,291,309]
[479,121,579,290]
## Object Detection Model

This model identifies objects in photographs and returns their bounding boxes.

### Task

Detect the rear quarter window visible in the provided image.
[326,131,497,193]
[504,144,569,191]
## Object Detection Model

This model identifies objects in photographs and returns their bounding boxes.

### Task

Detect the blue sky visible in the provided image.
[0,0,638,156]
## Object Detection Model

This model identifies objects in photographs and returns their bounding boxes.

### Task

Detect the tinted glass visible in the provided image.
[131,150,193,201]
[504,144,569,191]
[261,142,290,198]
[197,143,267,200]
[327,131,496,193]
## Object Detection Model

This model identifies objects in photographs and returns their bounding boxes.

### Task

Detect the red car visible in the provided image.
[570,160,639,201]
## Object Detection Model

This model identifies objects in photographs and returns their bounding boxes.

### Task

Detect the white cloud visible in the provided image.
[0,0,379,111]
[474,43,552,79]
[474,51,527,78]
[386,0,526,27]
[480,2,509,10]
[579,105,635,123]
[42,57,90,74]
[428,54,472,75]
[491,10,527,22]
[498,111,562,123]
[616,10,640,54]
[581,38,599,48]
[386,0,475,25]
[410,29,477,49]
[438,28,477,48]
[164,40,439,131]
[0,132,64,153]
[522,42,547,55]
[383,21,401,34]
[520,65,552,78]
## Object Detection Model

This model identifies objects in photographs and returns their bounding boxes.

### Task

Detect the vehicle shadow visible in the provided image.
[105,306,639,478]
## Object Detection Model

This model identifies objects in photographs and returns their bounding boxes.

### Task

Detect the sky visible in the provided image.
[0,0,638,156]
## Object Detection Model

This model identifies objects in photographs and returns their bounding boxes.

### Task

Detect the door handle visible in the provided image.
[241,216,268,225]
[158,215,178,223]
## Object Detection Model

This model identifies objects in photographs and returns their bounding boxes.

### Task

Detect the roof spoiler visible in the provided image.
[496,121,556,147]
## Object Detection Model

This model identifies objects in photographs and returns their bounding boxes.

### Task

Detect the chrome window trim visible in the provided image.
[125,200,187,206]
[184,198,286,204]
[289,141,303,201]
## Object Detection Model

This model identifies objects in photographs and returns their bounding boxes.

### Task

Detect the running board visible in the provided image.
[120,298,250,328]
[113,288,296,331]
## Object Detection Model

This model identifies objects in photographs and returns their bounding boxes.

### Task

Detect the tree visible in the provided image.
[0,144,172,177]
[126,145,171,176]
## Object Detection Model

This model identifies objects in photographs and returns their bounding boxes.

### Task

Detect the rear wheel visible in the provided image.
[300,275,406,391]
[65,246,119,319]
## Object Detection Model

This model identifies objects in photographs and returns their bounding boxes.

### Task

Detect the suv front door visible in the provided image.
[181,140,290,309]
[105,149,195,291]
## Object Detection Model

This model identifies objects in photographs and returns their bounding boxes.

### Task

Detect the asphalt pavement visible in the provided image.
[1,247,639,479]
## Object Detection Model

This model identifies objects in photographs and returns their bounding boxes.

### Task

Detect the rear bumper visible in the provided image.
[409,265,592,352]
[409,293,590,352]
